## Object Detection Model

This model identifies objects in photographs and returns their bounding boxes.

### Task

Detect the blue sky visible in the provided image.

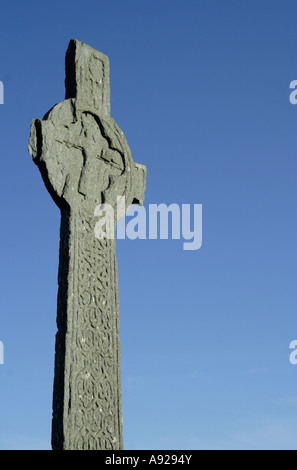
[0,0,297,450]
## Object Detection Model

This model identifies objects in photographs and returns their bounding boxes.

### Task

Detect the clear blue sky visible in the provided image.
[0,0,297,450]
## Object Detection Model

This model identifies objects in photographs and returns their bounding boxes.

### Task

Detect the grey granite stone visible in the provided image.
[28,39,146,450]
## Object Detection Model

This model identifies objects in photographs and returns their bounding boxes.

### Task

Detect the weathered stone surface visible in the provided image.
[28,39,147,450]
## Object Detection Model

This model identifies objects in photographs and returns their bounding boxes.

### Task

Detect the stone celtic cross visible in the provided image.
[28,39,147,450]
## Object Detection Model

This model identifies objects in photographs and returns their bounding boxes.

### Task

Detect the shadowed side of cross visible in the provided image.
[28,39,146,215]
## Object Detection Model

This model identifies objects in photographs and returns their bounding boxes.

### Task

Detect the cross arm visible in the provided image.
[132,163,147,205]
